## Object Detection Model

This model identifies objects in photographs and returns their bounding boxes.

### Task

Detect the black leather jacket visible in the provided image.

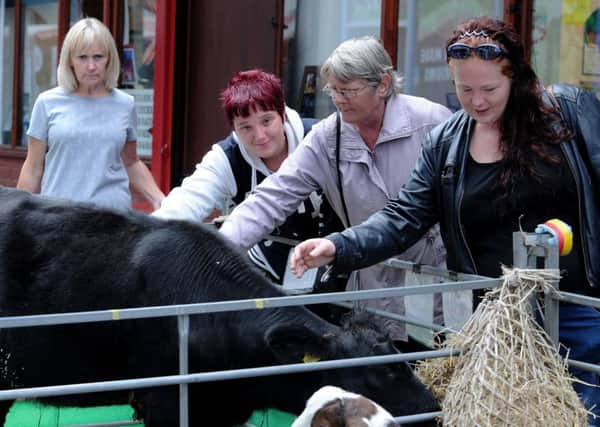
[329,84,600,290]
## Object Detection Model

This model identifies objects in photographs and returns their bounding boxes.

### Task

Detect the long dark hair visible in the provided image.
[447,17,571,196]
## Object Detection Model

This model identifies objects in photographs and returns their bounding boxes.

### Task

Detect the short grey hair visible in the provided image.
[320,36,402,99]
[57,17,121,92]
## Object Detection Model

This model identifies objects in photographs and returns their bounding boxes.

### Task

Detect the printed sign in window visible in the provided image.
[125,89,153,157]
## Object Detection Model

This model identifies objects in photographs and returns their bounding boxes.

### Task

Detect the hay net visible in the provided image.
[416,267,590,427]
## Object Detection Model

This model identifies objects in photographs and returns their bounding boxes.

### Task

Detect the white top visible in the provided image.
[27,87,137,210]
[153,106,310,221]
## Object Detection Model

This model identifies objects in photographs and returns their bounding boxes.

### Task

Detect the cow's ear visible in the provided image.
[265,324,330,363]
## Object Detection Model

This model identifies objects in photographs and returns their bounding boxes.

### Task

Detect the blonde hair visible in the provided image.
[57,17,121,91]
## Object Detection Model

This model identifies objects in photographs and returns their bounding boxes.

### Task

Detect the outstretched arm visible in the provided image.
[291,238,336,277]
[293,133,443,277]
[122,141,165,210]
[219,141,323,249]
[152,144,235,222]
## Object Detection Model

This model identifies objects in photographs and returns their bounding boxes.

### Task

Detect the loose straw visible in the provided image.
[416,267,590,426]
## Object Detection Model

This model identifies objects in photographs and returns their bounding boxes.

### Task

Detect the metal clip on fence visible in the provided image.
[512,232,560,346]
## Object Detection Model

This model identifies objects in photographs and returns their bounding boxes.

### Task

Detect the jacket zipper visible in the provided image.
[457,186,478,274]
[560,143,592,287]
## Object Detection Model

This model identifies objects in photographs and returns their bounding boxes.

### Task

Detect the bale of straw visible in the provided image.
[416,268,589,426]
[415,334,460,402]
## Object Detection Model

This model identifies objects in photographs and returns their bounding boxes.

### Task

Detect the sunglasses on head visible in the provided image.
[447,43,505,60]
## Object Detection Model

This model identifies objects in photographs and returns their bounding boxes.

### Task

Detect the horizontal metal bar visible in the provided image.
[395,410,442,424]
[263,233,301,246]
[0,350,456,401]
[553,291,600,310]
[384,258,491,282]
[336,302,449,333]
[0,279,501,329]
[568,359,600,374]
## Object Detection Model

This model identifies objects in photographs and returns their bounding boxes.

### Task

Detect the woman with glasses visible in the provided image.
[220,36,452,348]
[291,17,600,422]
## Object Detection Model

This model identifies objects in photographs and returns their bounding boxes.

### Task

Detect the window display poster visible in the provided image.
[124,88,153,157]
[122,47,137,86]
[298,66,317,117]
[583,8,600,75]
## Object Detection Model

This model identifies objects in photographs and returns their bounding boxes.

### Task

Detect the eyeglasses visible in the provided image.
[446,43,505,60]
[322,84,372,99]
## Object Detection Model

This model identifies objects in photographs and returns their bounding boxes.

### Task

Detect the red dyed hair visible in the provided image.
[220,69,285,126]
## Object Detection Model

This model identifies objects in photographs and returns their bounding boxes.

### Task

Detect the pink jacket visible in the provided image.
[221,93,452,340]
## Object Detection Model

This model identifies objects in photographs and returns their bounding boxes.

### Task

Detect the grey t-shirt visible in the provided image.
[27,87,137,210]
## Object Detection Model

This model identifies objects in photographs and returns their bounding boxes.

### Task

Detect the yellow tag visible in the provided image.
[303,354,320,363]
[255,299,265,309]
[110,309,120,320]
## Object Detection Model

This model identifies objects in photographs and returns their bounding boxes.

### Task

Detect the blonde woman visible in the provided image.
[17,17,164,210]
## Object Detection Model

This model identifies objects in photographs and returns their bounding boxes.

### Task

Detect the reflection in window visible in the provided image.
[122,0,155,158]
[530,0,561,87]
[22,1,58,146]
[282,0,381,119]
[533,0,600,95]
[396,0,502,110]
[1,4,15,145]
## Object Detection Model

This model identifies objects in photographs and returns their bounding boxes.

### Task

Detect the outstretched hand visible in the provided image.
[290,238,336,278]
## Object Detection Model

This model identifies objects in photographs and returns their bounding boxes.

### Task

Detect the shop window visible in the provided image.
[532,0,600,95]
[282,0,382,119]
[121,0,155,158]
[1,5,15,146]
[283,0,505,117]
[21,0,58,146]
[1,0,156,152]
[0,0,62,148]
[396,0,503,110]
[530,0,561,86]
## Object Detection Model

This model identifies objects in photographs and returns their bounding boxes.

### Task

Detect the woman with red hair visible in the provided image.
[154,69,325,285]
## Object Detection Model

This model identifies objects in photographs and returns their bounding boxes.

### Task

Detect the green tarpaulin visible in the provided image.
[5,401,138,426]
[5,401,297,427]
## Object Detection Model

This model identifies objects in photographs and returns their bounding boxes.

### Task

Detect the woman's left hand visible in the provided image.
[290,238,336,277]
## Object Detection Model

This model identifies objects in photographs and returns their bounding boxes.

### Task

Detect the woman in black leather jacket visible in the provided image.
[291,17,600,423]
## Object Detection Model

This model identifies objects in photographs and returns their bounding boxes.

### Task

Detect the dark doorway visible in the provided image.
[171,0,281,186]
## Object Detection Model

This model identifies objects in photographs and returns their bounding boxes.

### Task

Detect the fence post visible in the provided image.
[178,314,190,427]
[512,232,560,347]
[542,236,560,348]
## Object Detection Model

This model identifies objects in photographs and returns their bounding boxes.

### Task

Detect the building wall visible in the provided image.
[0,156,155,212]
[0,157,23,188]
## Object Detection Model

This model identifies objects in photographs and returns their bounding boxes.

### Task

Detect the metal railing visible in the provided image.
[0,232,598,426]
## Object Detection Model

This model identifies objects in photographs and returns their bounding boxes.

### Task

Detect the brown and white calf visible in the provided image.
[292,386,400,427]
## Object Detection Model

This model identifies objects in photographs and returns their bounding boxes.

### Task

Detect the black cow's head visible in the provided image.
[264,311,440,422]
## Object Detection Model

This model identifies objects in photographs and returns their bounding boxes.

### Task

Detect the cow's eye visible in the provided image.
[376,334,388,343]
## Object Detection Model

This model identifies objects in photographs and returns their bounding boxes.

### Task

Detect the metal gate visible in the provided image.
[0,232,598,426]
